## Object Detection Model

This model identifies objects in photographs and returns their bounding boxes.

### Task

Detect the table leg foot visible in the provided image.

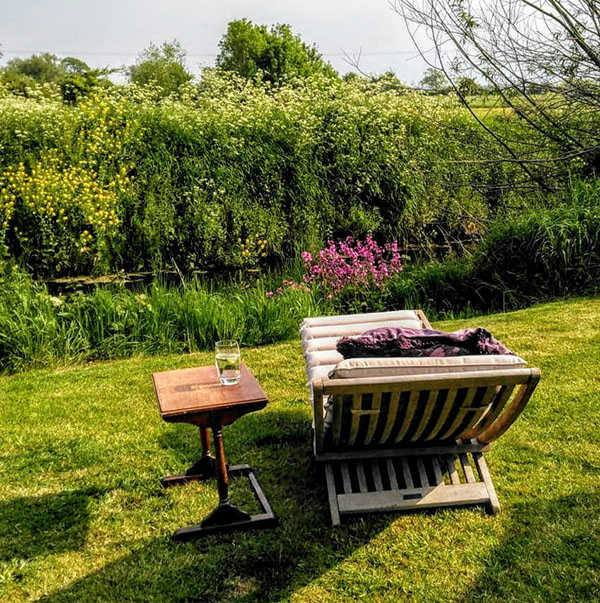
[202,502,252,527]
[161,455,218,488]
[171,467,277,541]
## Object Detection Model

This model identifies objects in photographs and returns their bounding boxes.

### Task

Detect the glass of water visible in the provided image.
[215,340,241,386]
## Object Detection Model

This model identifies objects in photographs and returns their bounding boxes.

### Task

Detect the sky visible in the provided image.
[0,0,431,83]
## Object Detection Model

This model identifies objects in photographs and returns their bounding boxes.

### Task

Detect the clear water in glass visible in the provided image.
[215,340,241,385]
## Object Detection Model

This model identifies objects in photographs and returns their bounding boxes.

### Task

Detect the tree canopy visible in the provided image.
[1,52,111,102]
[216,19,337,83]
[128,40,193,94]
[419,67,448,92]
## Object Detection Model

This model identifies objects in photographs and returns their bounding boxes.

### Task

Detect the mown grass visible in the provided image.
[1,297,599,601]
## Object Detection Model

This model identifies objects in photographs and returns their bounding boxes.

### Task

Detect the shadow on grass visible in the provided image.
[156,407,313,471]
[0,490,96,561]
[37,484,395,602]
[465,492,600,601]
[36,407,396,602]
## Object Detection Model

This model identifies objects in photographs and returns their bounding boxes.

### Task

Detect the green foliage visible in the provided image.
[457,76,482,96]
[472,181,600,303]
[216,19,337,83]
[419,67,448,92]
[0,73,530,277]
[2,189,600,372]
[1,54,112,103]
[3,53,64,83]
[59,58,114,105]
[0,272,318,372]
[127,40,193,95]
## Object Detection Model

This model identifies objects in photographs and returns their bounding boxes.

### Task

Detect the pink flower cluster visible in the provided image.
[265,279,309,297]
[301,236,402,296]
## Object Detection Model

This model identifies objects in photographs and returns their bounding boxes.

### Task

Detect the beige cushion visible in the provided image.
[308,364,337,384]
[329,355,527,379]
[301,309,420,329]
[302,336,346,354]
[305,350,344,372]
[301,319,423,342]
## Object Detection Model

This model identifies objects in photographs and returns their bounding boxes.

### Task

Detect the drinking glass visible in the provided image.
[215,340,241,385]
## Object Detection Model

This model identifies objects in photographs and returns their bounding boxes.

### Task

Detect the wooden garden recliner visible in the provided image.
[300,309,541,526]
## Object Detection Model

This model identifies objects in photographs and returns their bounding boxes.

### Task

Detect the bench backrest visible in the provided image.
[312,368,540,453]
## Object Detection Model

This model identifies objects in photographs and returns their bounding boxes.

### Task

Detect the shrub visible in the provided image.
[0,73,532,277]
[472,183,600,303]
[300,236,403,297]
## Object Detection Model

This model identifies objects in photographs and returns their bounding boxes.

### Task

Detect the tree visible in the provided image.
[59,58,113,104]
[393,0,600,186]
[370,71,408,93]
[1,52,112,102]
[457,77,481,97]
[3,52,64,83]
[128,40,193,94]
[419,66,448,92]
[216,19,337,84]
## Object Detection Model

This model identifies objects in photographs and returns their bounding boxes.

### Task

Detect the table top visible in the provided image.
[153,362,268,420]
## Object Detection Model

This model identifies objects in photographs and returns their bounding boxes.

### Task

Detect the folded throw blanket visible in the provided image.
[337,326,514,358]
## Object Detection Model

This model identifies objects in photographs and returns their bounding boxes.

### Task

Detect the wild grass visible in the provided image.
[0,296,598,601]
[0,274,319,372]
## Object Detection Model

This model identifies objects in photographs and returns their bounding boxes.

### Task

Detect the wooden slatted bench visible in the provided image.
[301,310,541,525]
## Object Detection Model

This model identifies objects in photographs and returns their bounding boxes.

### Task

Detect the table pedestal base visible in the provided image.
[160,456,219,488]
[172,465,277,541]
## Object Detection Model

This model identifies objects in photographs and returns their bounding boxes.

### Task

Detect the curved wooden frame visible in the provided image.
[312,368,541,455]
[302,309,541,526]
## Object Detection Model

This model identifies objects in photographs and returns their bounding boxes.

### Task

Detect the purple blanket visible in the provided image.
[337,326,514,358]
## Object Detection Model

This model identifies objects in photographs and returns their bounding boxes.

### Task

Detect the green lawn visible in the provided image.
[1,297,599,602]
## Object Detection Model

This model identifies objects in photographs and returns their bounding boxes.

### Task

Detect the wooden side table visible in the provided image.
[153,362,277,540]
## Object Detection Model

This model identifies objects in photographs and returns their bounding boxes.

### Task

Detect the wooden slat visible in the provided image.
[456,386,500,438]
[313,386,326,452]
[364,392,382,445]
[356,461,368,492]
[394,390,420,443]
[424,389,460,441]
[386,459,398,490]
[401,458,414,489]
[431,457,444,485]
[438,388,480,440]
[416,458,429,487]
[372,461,384,491]
[324,464,341,526]
[380,391,401,444]
[409,390,436,442]
[459,453,476,483]
[446,455,460,485]
[332,395,343,445]
[338,483,490,514]
[341,462,352,494]
[416,309,433,329]
[472,452,500,514]
[316,441,490,462]
[452,385,514,441]
[322,369,534,395]
[347,394,363,446]
[476,371,541,444]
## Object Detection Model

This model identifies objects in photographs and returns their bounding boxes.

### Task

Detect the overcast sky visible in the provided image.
[0,0,431,83]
